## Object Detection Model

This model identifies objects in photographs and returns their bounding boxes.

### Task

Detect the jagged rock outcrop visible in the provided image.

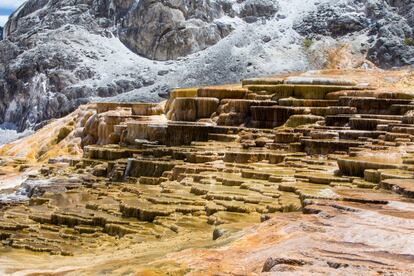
[367,0,414,67]
[0,0,413,131]
[119,0,234,60]
[240,0,279,20]
[294,2,369,37]
[294,0,414,68]
[0,27,3,40]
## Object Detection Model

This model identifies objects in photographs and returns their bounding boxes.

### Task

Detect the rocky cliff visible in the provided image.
[0,27,3,40]
[0,0,413,131]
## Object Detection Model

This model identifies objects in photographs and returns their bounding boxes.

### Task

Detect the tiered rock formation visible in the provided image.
[1,73,414,273]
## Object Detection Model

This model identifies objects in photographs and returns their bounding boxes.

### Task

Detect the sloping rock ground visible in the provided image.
[169,204,414,275]
[0,0,414,132]
[0,69,414,274]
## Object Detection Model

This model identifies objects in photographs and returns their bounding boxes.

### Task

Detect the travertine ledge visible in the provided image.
[1,70,414,274]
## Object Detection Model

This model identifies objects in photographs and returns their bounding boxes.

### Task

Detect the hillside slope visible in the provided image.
[0,0,413,131]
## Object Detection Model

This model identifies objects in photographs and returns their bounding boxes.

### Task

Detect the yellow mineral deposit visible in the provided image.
[1,69,414,275]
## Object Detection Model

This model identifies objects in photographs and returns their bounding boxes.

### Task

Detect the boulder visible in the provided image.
[119,0,233,60]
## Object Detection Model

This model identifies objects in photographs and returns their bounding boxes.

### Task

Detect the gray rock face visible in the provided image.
[1,0,107,130]
[0,0,413,131]
[240,0,280,19]
[294,0,414,68]
[294,3,369,37]
[388,0,414,26]
[366,0,414,67]
[119,0,233,60]
[0,27,3,41]
[118,0,280,60]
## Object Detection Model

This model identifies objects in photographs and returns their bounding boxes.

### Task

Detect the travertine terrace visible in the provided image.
[1,70,414,274]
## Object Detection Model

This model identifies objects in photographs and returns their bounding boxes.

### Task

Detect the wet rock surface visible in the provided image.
[1,71,414,274]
